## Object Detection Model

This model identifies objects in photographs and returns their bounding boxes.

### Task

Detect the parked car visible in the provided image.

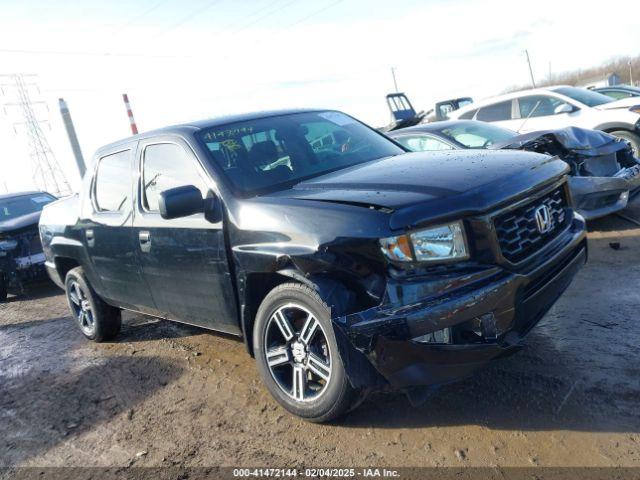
[449,85,640,155]
[593,84,640,100]
[39,109,587,422]
[380,92,473,131]
[0,191,57,301]
[388,120,640,219]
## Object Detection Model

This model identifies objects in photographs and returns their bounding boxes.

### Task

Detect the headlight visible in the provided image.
[630,105,640,114]
[0,240,18,251]
[380,221,469,263]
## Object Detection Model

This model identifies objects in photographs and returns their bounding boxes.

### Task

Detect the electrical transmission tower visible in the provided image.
[1,73,72,196]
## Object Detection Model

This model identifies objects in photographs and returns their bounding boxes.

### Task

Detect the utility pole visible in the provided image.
[629,60,634,86]
[390,67,399,92]
[122,93,138,134]
[524,50,536,88]
[58,98,86,178]
[1,74,72,196]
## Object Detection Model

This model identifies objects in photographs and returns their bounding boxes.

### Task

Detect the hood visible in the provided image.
[270,150,569,229]
[490,126,627,157]
[595,97,640,110]
[0,211,42,235]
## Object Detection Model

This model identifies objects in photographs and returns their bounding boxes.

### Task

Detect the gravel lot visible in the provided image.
[1,201,640,469]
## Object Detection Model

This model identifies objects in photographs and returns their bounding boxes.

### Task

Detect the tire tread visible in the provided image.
[66,267,121,342]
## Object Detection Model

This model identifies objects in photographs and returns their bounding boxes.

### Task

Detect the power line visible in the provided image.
[0,47,190,59]
[112,0,172,33]
[282,0,345,30]
[230,0,300,35]
[153,0,226,38]
[218,0,283,32]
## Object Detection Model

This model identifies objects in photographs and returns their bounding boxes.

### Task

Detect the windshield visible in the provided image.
[198,111,404,195]
[0,193,55,222]
[552,86,613,107]
[439,121,517,148]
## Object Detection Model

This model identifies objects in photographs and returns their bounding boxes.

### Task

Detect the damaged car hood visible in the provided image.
[490,126,630,157]
[270,150,568,229]
[594,97,640,110]
[0,211,42,235]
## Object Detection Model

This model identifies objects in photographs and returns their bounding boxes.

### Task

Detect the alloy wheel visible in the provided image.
[264,303,332,402]
[68,281,95,336]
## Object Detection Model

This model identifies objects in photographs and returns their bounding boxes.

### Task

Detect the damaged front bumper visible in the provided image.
[0,240,48,294]
[569,164,640,220]
[335,215,587,389]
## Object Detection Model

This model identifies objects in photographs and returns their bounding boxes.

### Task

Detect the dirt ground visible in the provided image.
[1,202,640,470]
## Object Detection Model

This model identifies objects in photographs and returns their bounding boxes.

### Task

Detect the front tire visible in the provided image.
[65,267,121,342]
[610,130,640,157]
[253,283,361,423]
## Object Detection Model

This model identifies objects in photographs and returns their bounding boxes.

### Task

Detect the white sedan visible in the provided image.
[450,85,640,155]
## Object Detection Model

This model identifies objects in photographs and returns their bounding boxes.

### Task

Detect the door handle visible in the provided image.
[139,231,151,252]
[86,229,95,247]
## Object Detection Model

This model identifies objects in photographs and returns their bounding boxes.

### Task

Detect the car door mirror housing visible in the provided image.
[204,190,223,223]
[158,185,204,219]
[554,103,575,114]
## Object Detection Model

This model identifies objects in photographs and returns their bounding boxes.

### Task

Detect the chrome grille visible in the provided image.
[494,187,568,263]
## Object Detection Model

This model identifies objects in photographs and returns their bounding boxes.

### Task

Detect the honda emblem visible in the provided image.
[534,205,552,234]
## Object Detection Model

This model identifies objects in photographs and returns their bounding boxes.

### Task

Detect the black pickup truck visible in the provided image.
[39,109,587,422]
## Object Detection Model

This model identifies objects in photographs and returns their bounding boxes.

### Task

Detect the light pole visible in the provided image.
[391,67,399,92]
[58,98,86,178]
[525,50,536,88]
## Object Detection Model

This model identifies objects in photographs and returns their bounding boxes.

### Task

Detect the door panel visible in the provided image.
[86,148,156,313]
[132,138,240,333]
[134,217,239,332]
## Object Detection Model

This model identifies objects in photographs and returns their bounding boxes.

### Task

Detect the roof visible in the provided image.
[0,190,49,201]
[96,108,326,154]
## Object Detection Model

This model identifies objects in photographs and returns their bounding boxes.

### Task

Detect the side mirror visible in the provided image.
[554,103,575,115]
[158,185,203,219]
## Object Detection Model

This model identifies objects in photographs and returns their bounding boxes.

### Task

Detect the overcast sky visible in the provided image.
[1,0,639,192]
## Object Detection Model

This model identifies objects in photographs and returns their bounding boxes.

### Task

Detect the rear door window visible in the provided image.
[94,150,131,212]
[476,101,513,121]
[517,95,565,118]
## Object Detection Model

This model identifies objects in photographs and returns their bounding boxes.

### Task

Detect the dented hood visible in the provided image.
[273,150,568,229]
[490,126,627,157]
[0,211,41,235]
[594,97,640,110]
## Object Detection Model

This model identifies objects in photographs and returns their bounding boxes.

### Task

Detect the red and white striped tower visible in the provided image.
[122,93,138,135]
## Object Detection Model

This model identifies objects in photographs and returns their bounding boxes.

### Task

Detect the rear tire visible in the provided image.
[253,283,362,423]
[65,267,121,342]
[0,274,7,302]
[610,130,640,157]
